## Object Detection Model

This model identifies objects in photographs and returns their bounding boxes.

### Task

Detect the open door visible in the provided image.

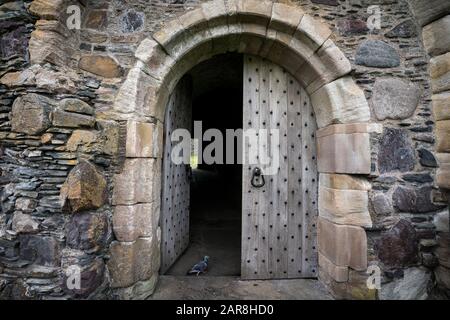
[160,76,193,274]
[242,55,318,280]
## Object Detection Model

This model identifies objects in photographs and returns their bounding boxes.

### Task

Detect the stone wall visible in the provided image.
[0,0,449,300]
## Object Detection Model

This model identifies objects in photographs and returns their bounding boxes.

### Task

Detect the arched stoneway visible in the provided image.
[107,0,383,298]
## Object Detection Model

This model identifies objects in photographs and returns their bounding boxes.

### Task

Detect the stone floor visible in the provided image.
[149,276,333,300]
[158,169,333,300]
[166,168,242,276]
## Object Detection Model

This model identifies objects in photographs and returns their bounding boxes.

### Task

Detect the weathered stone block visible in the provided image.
[120,9,144,33]
[19,235,60,267]
[318,252,348,283]
[418,148,438,167]
[12,212,39,234]
[113,203,159,242]
[433,92,450,121]
[29,0,64,20]
[423,15,450,57]
[371,78,421,120]
[52,110,95,128]
[393,186,442,213]
[11,94,54,135]
[107,238,159,288]
[112,159,156,205]
[371,192,393,215]
[311,77,370,128]
[355,40,400,68]
[79,55,123,78]
[436,120,450,152]
[378,128,415,173]
[66,211,109,252]
[66,130,98,152]
[385,20,417,38]
[380,267,431,300]
[301,39,352,94]
[337,18,368,36]
[126,121,163,158]
[430,52,450,94]
[436,153,450,189]
[134,38,173,80]
[318,217,367,271]
[60,161,107,213]
[84,10,108,30]
[112,274,158,300]
[375,220,418,268]
[60,98,94,115]
[319,174,372,227]
[409,0,450,27]
[61,249,105,298]
[317,124,377,174]
[269,3,303,34]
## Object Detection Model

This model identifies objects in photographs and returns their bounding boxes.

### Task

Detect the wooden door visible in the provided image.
[242,55,318,280]
[160,76,192,274]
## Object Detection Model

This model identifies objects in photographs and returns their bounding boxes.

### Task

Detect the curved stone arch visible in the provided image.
[110,0,380,298]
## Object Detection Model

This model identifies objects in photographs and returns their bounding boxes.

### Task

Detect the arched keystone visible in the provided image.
[436,120,450,152]
[135,38,173,81]
[302,39,352,94]
[318,217,368,271]
[430,52,450,94]
[319,174,372,228]
[433,92,450,121]
[311,77,371,128]
[269,3,304,35]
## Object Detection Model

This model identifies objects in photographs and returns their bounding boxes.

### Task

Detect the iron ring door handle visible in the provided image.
[251,167,265,188]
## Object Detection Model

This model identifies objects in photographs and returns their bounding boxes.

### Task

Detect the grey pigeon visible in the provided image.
[187,256,209,276]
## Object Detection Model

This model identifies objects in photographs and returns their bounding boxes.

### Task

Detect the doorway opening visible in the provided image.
[162,53,244,276]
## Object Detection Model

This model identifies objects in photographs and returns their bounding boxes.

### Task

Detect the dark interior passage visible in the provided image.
[165,54,243,276]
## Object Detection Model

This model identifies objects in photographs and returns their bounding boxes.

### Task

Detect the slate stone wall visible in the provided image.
[0,0,448,299]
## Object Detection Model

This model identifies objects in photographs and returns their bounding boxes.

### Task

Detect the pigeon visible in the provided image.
[187,256,209,276]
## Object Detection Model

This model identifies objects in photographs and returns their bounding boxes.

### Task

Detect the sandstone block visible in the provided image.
[436,120,450,152]
[112,159,156,205]
[317,124,373,174]
[436,153,450,189]
[126,121,163,158]
[319,252,348,283]
[423,15,450,57]
[113,203,160,242]
[311,77,370,128]
[432,92,450,121]
[318,217,367,271]
[409,0,450,27]
[430,52,450,94]
[107,237,159,288]
[319,174,372,227]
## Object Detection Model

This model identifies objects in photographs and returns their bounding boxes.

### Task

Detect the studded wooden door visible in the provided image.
[161,76,192,274]
[242,55,318,280]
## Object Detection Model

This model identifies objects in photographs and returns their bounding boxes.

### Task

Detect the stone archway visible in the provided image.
[107,0,380,298]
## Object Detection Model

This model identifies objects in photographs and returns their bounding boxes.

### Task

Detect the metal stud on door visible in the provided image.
[161,76,193,274]
[242,55,318,280]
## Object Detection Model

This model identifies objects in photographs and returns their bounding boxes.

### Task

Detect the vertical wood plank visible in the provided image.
[161,76,192,274]
[287,74,304,278]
